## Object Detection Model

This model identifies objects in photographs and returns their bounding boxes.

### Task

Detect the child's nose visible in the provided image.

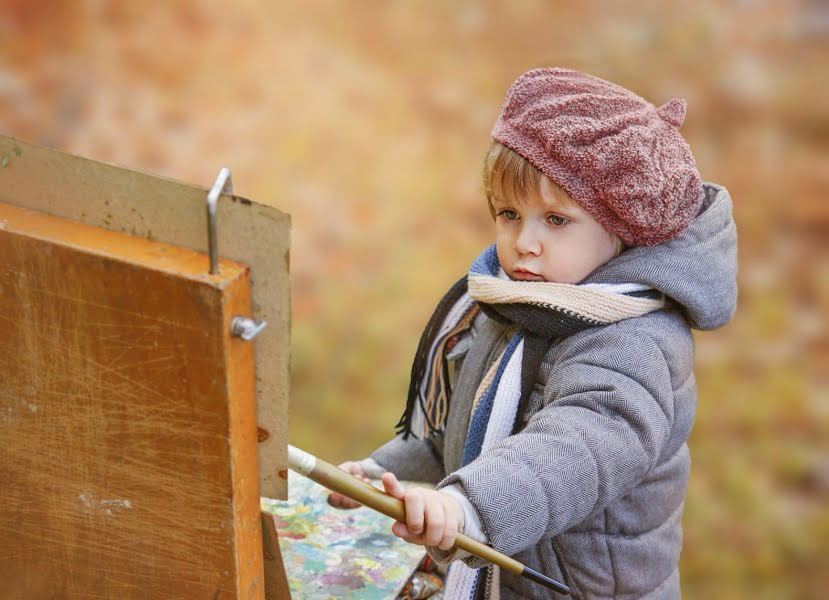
[515,222,542,255]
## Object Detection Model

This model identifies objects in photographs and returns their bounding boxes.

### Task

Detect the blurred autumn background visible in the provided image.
[1,1,826,597]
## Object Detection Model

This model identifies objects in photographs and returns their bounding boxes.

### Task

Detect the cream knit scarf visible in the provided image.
[395,244,665,443]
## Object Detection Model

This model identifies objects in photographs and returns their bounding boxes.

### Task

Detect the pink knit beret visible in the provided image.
[491,67,704,246]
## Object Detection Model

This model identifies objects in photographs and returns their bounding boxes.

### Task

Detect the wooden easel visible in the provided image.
[0,134,292,598]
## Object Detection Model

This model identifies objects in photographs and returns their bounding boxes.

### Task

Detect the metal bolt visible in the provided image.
[231,316,267,341]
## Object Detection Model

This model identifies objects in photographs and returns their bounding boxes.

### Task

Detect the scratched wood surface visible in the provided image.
[0,133,291,500]
[0,202,265,598]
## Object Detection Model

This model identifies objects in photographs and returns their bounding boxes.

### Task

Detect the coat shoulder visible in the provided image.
[552,308,695,385]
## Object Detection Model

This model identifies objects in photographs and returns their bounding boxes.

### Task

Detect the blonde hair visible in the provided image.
[482,140,627,258]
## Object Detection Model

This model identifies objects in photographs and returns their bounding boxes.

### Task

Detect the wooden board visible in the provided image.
[0,134,290,499]
[0,202,264,598]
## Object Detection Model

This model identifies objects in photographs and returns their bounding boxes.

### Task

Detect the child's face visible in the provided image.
[493,176,621,284]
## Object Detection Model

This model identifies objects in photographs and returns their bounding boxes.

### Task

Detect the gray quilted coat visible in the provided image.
[370,182,738,599]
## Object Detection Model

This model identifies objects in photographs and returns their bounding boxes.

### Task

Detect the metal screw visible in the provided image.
[231,316,267,341]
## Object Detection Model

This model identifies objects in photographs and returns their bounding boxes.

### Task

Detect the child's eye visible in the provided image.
[548,214,569,226]
[497,209,519,220]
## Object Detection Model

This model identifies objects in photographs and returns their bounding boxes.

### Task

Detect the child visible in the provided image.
[328,67,738,599]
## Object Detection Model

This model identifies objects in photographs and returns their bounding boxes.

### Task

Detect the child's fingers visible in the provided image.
[437,530,457,551]
[339,462,364,478]
[423,500,445,547]
[437,505,459,550]
[401,488,425,535]
[391,520,415,541]
[327,462,377,509]
[381,472,406,500]
[327,491,361,509]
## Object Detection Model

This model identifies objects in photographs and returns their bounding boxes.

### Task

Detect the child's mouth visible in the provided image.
[512,269,544,281]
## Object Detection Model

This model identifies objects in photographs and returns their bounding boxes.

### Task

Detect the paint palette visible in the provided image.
[261,470,429,599]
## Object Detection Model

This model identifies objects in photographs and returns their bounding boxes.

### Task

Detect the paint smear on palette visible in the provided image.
[262,469,430,599]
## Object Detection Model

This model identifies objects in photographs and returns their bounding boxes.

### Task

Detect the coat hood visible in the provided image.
[582,182,738,330]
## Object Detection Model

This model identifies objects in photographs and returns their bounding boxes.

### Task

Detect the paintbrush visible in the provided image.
[287,444,570,595]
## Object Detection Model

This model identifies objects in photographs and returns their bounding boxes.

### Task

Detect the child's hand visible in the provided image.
[328,461,374,509]
[381,472,465,551]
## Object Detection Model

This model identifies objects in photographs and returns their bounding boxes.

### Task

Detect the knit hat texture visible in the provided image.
[491,67,704,246]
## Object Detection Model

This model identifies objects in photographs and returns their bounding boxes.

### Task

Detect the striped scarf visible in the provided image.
[395,244,665,443]
[395,244,666,599]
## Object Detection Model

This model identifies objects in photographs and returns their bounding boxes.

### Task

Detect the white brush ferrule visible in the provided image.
[287,444,316,476]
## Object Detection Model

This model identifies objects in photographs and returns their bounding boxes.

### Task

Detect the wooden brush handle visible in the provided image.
[287,445,569,595]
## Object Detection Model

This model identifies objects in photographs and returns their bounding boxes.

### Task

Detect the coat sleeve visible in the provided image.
[434,322,677,566]
[368,430,447,484]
